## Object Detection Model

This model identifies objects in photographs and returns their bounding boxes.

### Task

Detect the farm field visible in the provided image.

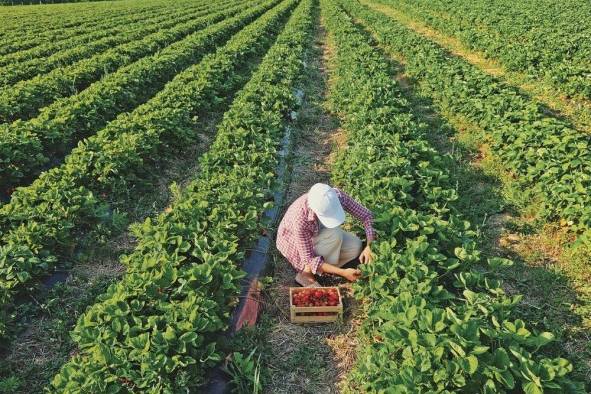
[373,0,591,102]
[0,0,589,392]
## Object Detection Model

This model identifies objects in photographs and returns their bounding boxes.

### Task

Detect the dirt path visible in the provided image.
[362,0,591,135]
[259,17,363,394]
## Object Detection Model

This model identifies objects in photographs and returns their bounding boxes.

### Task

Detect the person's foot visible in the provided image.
[295,271,320,287]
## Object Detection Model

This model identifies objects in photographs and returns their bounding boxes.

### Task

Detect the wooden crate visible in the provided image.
[289,287,343,323]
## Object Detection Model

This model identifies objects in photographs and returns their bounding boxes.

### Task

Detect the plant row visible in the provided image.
[0,7,212,88]
[0,0,294,347]
[0,1,243,124]
[0,0,216,70]
[0,0,179,51]
[49,0,313,391]
[0,1,168,65]
[0,5,156,55]
[342,0,591,235]
[323,1,585,392]
[0,0,257,192]
[2,0,112,5]
[377,0,591,100]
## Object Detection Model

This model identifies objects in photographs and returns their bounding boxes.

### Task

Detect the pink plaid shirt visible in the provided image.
[276,188,375,274]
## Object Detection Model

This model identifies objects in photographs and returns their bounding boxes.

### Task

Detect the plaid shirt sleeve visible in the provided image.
[293,218,324,274]
[335,188,376,242]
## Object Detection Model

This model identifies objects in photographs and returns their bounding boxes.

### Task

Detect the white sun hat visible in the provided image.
[308,183,346,228]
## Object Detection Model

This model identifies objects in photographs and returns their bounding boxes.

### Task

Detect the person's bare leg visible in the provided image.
[295,264,320,287]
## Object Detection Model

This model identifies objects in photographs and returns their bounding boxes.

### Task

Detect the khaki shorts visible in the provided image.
[312,227,362,268]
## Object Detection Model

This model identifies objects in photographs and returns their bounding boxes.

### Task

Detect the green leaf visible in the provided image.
[164,326,176,341]
[408,330,418,347]
[448,341,466,357]
[454,247,468,260]
[487,257,513,269]
[471,346,489,355]
[494,348,510,369]
[465,355,478,374]
[463,289,478,304]
[523,381,543,394]
[499,370,515,389]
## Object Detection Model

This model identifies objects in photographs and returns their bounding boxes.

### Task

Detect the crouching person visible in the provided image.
[276,183,375,287]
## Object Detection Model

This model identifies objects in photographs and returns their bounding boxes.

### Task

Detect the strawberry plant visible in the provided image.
[0,0,249,124]
[1,0,118,5]
[0,5,202,88]
[0,4,167,66]
[322,0,586,391]
[0,0,241,69]
[342,0,591,237]
[0,1,165,55]
[376,0,591,100]
[0,0,266,192]
[49,0,313,390]
[0,0,293,344]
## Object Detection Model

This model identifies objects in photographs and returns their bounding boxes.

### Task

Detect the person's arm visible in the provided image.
[293,223,324,274]
[318,263,361,282]
[293,219,361,280]
[335,188,376,263]
[335,188,375,241]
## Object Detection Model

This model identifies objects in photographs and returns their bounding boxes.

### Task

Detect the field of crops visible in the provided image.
[0,0,589,392]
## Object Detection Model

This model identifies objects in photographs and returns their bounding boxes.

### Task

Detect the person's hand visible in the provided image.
[342,268,362,282]
[359,245,373,264]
